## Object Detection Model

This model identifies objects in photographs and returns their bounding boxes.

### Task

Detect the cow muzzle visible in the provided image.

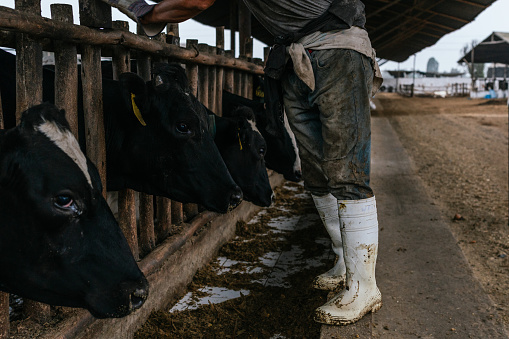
[130,285,149,311]
[229,186,243,209]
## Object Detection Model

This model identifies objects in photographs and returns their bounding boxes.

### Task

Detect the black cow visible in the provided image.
[102,64,242,212]
[0,50,242,213]
[0,103,148,318]
[222,90,302,182]
[206,106,273,207]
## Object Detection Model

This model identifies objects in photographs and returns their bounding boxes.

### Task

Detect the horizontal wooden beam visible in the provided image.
[0,5,263,74]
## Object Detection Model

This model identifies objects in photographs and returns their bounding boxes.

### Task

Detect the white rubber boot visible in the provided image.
[101,0,166,37]
[311,194,346,291]
[314,196,382,325]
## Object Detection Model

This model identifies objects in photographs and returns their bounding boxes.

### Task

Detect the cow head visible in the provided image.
[106,63,242,213]
[222,90,302,182]
[212,107,273,207]
[0,103,148,318]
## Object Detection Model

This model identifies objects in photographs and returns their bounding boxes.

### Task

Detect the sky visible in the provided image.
[3,0,509,73]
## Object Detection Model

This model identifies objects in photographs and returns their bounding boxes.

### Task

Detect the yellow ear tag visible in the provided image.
[237,128,243,151]
[131,93,147,126]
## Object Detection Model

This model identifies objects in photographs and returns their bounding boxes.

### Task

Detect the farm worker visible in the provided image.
[105,0,383,326]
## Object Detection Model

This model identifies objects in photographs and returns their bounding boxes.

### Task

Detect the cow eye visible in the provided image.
[54,195,73,208]
[176,122,191,134]
[259,147,266,156]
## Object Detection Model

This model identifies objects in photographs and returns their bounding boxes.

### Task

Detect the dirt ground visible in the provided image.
[135,93,508,338]
[373,93,509,326]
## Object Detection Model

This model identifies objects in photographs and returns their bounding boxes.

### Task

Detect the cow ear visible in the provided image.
[152,74,170,93]
[119,72,149,126]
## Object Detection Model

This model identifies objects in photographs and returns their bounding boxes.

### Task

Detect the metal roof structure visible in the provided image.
[458,31,509,65]
[194,0,497,63]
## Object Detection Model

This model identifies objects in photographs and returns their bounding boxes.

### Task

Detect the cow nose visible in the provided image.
[294,170,302,181]
[229,186,243,208]
[130,283,149,311]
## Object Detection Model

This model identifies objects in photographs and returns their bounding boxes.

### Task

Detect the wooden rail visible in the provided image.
[0,5,264,74]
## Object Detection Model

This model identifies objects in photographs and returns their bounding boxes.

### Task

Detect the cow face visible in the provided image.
[213,108,273,207]
[222,90,302,182]
[107,63,242,213]
[0,104,148,319]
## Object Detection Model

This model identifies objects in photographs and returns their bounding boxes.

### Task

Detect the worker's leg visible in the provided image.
[310,48,381,325]
[282,53,346,292]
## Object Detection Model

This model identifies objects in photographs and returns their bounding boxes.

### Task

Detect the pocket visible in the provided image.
[315,49,344,69]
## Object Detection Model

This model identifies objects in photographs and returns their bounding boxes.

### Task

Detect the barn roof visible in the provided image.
[193,0,497,63]
[458,31,509,64]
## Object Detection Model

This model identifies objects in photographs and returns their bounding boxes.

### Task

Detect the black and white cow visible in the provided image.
[101,64,242,212]
[98,60,272,208]
[222,90,302,182]
[0,103,148,318]
[206,106,273,207]
[0,50,242,213]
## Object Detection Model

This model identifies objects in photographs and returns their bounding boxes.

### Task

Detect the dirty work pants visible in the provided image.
[281,48,374,200]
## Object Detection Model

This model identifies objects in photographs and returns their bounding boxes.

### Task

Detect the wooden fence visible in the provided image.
[0,1,273,337]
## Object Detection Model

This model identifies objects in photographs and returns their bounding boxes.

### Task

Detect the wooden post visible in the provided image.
[79,0,111,29]
[181,41,204,220]
[139,193,156,251]
[238,1,251,58]
[208,46,217,113]
[51,4,78,138]
[156,196,172,243]
[166,23,180,47]
[186,40,199,97]
[111,20,139,260]
[245,37,253,99]
[237,0,251,99]
[234,67,242,96]
[15,0,43,123]
[229,0,237,55]
[136,24,156,250]
[153,33,168,63]
[197,43,209,107]
[154,30,172,246]
[224,50,234,94]
[16,0,51,324]
[154,20,173,246]
[216,27,225,116]
[81,45,106,196]
[169,11,184,230]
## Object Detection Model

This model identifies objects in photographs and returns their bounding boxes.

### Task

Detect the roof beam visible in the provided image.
[366,0,402,19]
[453,0,488,8]
[369,0,446,43]
[421,9,470,24]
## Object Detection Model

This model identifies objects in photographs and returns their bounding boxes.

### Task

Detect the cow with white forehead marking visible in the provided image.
[222,90,302,182]
[0,103,148,319]
[206,105,273,207]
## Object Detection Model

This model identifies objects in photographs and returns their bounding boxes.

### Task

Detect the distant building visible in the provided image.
[427,57,439,73]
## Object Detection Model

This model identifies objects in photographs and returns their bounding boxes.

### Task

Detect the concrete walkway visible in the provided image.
[321,117,508,338]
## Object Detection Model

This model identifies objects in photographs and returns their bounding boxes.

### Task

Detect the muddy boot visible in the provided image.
[311,194,346,291]
[314,196,382,325]
[101,0,165,37]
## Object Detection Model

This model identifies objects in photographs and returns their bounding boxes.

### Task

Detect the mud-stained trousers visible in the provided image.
[282,48,374,200]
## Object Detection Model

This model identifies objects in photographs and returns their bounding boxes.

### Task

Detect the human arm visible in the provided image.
[139,0,216,24]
